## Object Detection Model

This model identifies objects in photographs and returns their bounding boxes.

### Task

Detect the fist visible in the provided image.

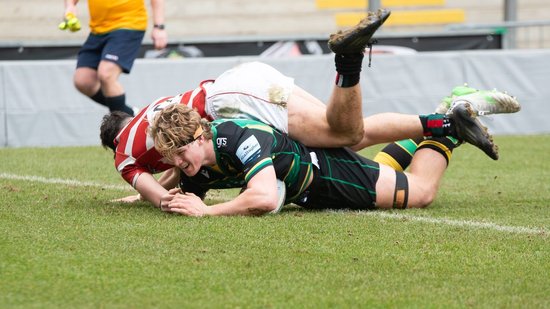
[58,13,81,32]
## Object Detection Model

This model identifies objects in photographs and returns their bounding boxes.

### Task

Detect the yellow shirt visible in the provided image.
[88,0,147,34]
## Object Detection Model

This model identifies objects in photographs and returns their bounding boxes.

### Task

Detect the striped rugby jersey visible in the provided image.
[114,81,213,187]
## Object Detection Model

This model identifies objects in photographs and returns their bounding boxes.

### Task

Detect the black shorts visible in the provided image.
[77,29,145,73]
[296,147,380,210]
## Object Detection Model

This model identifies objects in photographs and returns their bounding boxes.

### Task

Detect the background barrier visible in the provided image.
[1,49,548,147]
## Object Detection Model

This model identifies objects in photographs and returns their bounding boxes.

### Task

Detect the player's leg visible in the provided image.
[287,10,398,147]
[287,85,363,147]
[324,9,391,145]
[372,105,498,181]
[288,95,427,148]
[375,136,458,209]
[97,60,123,97]
[74,34,103,102]
[374,100,498,208]
[373,138,424,172]
[371,86,518,169]
[74,67,100,97]
[97,29,145,116]
[352,113,425,150]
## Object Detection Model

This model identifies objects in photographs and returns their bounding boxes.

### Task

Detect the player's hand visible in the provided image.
[151,27,168,50]
[167,192,207,217]
[58,12,81,32]
[111,194,142,203]
[159,188,182,212]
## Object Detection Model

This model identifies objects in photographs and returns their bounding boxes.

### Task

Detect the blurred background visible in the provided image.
[1,0,549,59]
[0,0,549,147]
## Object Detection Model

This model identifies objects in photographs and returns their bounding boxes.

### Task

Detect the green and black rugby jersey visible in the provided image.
[185,119,315,203]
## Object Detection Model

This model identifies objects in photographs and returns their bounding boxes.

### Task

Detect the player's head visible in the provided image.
[149,104,212,160]
[99,111,133,152]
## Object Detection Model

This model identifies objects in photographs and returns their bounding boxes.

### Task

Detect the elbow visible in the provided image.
[247,195,278,216]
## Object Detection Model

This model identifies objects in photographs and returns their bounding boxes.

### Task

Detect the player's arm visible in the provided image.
[150,0,167,50]
[62,0,78,14]
[167,166,279,216]
[157,167,179,189]
[134,172,171,209]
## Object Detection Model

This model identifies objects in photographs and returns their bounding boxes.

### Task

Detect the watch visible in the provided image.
[153,24,165,30]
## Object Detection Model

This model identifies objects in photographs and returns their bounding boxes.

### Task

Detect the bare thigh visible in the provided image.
[287,86,351,148]
[374,163,397,209]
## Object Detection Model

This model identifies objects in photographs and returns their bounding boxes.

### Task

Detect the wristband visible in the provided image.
[153,24,165,30]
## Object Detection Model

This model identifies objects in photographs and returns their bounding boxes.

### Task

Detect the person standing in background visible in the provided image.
[61,0,168,115]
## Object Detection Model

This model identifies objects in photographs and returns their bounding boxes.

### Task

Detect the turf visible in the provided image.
[1,135,549,308]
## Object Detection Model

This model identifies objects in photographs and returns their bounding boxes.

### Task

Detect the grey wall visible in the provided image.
[1,49,548,148]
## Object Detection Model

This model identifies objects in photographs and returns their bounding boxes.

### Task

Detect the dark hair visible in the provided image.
[99,111,132,152]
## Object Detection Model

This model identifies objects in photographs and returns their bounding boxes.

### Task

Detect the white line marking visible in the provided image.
[328,210,547,235]
[1,172,547,235]
[0,172,132,191]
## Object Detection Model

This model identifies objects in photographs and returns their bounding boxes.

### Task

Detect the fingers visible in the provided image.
[167,194,205,217]
[152,31,168,50]
[168,187,182,195]
[167,206,203,217]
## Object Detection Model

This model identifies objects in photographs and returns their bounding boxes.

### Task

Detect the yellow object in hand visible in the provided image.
[58,12,81,32]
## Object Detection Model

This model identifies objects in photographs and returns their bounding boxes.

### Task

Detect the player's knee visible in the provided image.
[338,126,364,146]
[409,184,438,208]
[97,68,116,85]
[73,77,94,96]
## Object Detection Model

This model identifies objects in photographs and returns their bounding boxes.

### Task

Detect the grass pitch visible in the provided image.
[1,135,549,308]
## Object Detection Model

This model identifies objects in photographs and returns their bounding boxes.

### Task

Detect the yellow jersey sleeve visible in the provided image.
[88,0,148,34]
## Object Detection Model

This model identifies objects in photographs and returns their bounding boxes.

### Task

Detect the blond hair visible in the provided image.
[149,104,212,159]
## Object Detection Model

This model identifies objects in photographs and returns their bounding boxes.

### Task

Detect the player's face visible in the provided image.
[171,140,203,176]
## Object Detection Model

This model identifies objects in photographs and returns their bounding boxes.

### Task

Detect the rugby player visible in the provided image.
[100,9,519,209]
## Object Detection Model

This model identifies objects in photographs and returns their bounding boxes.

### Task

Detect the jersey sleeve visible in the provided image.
[115,151,149,187]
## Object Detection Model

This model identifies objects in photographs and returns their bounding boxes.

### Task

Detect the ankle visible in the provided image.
[334,53,364,88]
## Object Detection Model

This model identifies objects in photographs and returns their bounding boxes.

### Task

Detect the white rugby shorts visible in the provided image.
[204,61,294,133]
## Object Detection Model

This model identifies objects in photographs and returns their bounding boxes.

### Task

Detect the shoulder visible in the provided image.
[213,119,274,134]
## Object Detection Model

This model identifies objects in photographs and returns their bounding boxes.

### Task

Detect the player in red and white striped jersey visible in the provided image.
[113,81,212,189]
[104,79,220,209]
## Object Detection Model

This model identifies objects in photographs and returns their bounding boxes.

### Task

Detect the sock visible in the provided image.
[373,138,423,171]
[334,53,364,88]
[419,114,455,137]
[104,94,134,116]
[90,89,107,106]
[417,136,460,166]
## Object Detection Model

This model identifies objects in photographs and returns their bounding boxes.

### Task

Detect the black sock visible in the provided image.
[419,114,455,137]
[105,94,134,116]
[334,53,364,88]
[417,136,460,166]
[90,89,107,106]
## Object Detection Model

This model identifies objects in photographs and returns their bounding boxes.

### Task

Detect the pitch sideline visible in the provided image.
[348,211,547,235]
[1,172,547,235]
[0,172,131,192]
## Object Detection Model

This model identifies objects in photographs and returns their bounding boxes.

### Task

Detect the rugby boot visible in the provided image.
[328,9,391,54]
[448,101,499,160]
[436,84,521,115]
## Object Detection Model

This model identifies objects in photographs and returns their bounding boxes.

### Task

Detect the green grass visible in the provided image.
[1,135,549,308]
